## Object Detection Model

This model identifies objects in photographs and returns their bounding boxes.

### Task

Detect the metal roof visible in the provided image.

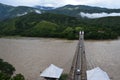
[87,67,110,80]
[40,64,63,79]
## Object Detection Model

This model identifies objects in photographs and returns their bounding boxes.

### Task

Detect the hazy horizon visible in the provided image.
[0,0,120,9]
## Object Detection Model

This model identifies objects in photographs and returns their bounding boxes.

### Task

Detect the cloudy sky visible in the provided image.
[0,0,120,8]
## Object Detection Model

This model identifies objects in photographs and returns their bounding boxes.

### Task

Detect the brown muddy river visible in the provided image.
[0,37,120,80]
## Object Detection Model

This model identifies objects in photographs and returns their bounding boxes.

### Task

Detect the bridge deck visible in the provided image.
[67,31,87,80]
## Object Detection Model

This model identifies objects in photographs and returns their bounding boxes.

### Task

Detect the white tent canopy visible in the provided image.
[40,64,63,79]
[87,67,110,80]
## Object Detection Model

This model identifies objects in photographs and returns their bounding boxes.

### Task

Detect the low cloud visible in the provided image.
[17,12,28,16]
[35,10,41,14]
[80,12,120,18]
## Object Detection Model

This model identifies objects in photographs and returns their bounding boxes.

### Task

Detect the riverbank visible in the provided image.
[0,35,119,41]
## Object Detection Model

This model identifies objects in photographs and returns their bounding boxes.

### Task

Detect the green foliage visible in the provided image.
[59,74,68,80]
[10,74,25,80]
[84,26,118,40]
[0,59,15,76]
[62,27,75,39]
[0,59,25,80]
[75,27,83,38]
[0,72,11,80]
[75,27,83,33]
[0,13,119,40]
[24,21,58,37]
[0,20,16,35]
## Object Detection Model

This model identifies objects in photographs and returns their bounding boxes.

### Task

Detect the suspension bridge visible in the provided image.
[67,31,87,80]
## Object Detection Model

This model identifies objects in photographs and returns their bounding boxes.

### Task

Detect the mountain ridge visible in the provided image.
[0,3,42,20]
[47,4,120,18]
[0,3,120,20]
[34,5,55,10]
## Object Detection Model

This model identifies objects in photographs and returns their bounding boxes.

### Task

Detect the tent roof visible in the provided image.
[87,67,110,80]
[40,64,63,79]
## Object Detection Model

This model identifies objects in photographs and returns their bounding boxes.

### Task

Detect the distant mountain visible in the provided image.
[47,5,120,17]
[0,3,120,20]
[0,3,14,20]
[0,3,41,20]
[34,5,55,10]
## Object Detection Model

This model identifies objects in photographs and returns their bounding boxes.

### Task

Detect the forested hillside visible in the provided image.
[0,12,119,40]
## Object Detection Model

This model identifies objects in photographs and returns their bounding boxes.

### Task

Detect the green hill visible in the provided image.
[0,12,119,40]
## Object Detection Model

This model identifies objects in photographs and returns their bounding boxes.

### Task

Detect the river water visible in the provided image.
[0,37,120,80]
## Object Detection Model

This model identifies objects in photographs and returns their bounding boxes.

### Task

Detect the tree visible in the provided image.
[59,74,68,80]
[0,72,10,80]
[75,27,83,38]
[11,74,25,80]
[0,59,25,80]
[24,21,58,37]
[0,59,15,76]
[62,27,75,39]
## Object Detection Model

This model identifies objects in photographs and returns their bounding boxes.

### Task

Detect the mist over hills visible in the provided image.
[0,3,120,20]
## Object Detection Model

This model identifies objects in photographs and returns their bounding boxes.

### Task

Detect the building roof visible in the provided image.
[87,67,110,80]
[40,64,63,79]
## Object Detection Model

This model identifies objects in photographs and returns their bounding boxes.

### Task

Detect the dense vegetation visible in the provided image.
[0,59,25,80]
[0,12,119,40]
[59,74,68,80]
